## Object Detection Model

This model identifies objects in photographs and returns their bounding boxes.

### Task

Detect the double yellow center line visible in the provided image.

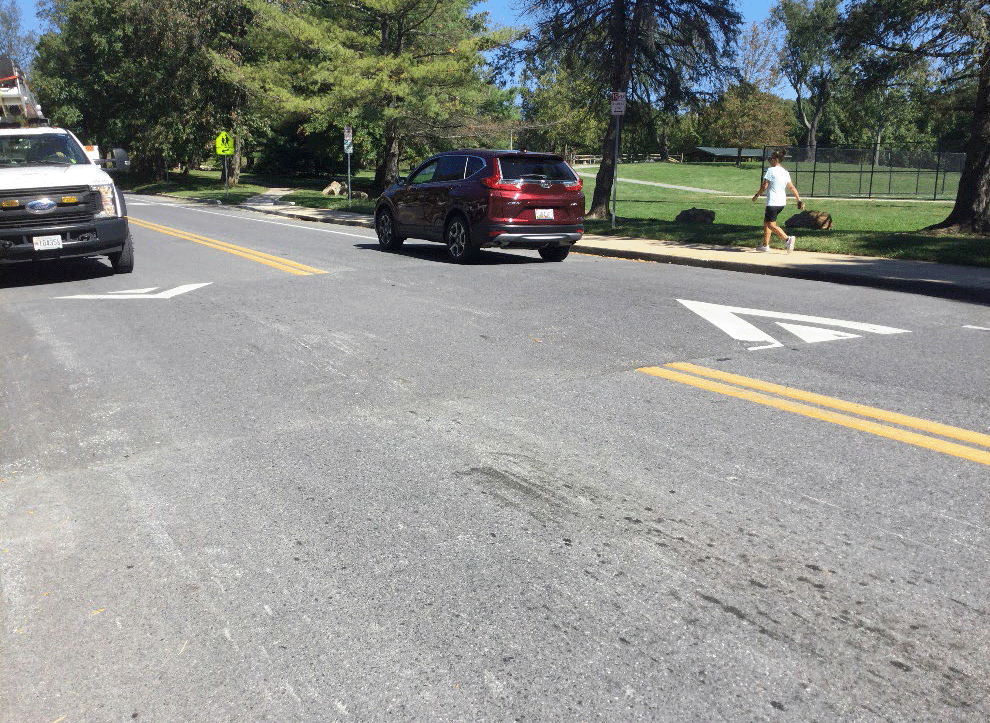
[131,218,327,276]
[639,362,990,466]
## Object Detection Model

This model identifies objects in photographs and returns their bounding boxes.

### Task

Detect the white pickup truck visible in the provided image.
[0,124,133,273]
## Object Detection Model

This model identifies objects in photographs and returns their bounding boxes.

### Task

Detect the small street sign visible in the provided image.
[610,91,626,116]
[215,132,234,156]
[344,126,353,155]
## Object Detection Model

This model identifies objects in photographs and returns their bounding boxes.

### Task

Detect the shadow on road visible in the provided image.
[0,259,115,288]
[354,243,545,265]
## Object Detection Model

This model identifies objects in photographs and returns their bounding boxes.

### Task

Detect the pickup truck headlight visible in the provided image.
[92,183,120,218]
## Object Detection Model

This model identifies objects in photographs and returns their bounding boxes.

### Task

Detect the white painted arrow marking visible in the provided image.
[56,283,211,300]
[775,323,861,344]
[678,299,909,350]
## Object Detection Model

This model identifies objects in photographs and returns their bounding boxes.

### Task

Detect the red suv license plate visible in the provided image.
[535,209,554,220]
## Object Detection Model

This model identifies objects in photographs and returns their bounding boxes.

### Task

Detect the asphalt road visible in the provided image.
[2,195,989,722]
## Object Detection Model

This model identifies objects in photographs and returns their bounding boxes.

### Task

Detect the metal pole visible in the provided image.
[224,156,229,200]
[933,144,942,201]
[611,115,620,229]
[869,144,876,198]
[810,147,817,197]
[347,152,352,203]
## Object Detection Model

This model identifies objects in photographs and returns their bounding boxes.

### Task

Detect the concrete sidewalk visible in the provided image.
[240,197,990,304]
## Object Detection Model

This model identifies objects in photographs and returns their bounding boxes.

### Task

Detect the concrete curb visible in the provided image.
[571,243,990,304]
[245,205,375,229]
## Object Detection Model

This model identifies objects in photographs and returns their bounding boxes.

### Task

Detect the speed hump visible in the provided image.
[215,132,234,156]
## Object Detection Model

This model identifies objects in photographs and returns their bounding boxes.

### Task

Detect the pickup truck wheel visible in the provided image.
[538,245,570,262]
[445,215,476,263]
[109,234,134,274]
[376,209,404,250]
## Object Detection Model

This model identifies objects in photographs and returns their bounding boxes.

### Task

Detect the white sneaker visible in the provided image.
[785,236,795,254]
[756,245,770,252]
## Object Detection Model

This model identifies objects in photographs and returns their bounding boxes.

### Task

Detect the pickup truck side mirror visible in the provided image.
[111,148,130,172]
[98,148,130,172]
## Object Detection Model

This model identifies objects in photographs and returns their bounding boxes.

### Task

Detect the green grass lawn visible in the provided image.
[576,159,961,200]
[123,168,377,211]
[123,169,272,204]
[580,170,989,267]
[576,161,763,195]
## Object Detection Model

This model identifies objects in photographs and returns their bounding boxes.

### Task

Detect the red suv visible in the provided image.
[374,149,585,263]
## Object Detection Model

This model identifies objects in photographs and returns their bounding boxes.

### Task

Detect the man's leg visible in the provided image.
[768,221,788,241]
[761,222,773,248]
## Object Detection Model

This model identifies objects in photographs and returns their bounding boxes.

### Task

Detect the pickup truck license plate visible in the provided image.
[535,208,554,220]
[33,235,63,250]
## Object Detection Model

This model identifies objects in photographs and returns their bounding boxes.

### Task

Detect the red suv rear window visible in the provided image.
[497,156,576,182]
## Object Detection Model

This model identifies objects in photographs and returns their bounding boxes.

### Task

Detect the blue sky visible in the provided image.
[16,0,772,35]
[477,0,772,33]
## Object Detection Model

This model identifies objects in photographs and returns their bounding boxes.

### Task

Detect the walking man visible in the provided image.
[752,150,803,253]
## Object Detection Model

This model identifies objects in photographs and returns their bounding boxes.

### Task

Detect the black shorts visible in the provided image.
[764,205,784,222]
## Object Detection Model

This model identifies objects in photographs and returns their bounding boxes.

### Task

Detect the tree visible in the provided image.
[247,0,515,192]
[829,58,939,164]
[522,0,741,218]
[838,0,990,233]
[518,55,604,157]
[772,0,854,159]
[0,0,36,71]
[33,0,261,179]
[697,83,796,157]
[736,20,783,92]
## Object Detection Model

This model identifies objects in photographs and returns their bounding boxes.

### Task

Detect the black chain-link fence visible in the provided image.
[762,145,964,200]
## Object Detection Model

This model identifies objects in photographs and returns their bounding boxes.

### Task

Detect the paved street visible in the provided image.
[2,195,989,721]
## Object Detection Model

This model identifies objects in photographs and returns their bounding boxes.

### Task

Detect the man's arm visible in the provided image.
[787,181,803,208]
[752,180,769,202]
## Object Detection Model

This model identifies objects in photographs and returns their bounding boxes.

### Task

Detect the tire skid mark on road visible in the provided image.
[638,362,990,467]
[130,218,328,275]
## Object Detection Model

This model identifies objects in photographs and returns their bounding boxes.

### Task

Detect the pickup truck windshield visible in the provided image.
[0,133,90,167]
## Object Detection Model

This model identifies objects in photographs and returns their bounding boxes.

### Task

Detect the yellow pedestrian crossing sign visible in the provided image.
[215,132,234,156]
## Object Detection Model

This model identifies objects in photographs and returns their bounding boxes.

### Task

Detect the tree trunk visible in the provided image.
[587,0,646,219]
[806,99,826,163]
[935,43,990,234]
[589,114,620,218]
[231,133,242,186]
[374,118,401,194]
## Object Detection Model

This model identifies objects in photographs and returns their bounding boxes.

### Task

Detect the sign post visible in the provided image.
[344,126,353,203]
[215,131,235,200]
[610,92,626,230]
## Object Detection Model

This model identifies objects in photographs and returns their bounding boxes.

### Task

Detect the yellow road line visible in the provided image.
[131,218,327,275]
[637,365,990,467]
[666,362,990,449]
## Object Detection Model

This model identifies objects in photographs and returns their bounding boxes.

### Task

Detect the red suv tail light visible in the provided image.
[481,170,522,191]
[563,178,583,190]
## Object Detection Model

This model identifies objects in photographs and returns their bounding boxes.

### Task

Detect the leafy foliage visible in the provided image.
[244,0,517,191]
[520,0,742,216]
[837,0,990,232]
[0,0,36,71]
[772,0,855,155]
[33,0,263,179]
[696,83,796,152]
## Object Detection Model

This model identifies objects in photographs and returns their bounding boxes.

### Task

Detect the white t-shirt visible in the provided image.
[763,166,791,207]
